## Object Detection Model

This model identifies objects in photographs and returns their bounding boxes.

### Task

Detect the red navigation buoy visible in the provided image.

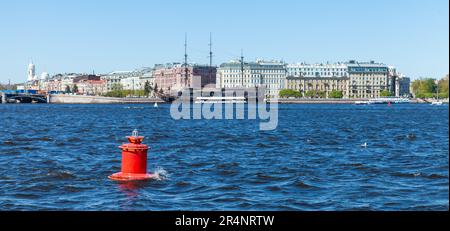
[388,102,392,106]
[109,129,155,181]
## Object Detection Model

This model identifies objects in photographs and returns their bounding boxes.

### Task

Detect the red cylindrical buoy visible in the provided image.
[109,130,154,181]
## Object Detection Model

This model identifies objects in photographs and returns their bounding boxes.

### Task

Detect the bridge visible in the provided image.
[1,92,47,104]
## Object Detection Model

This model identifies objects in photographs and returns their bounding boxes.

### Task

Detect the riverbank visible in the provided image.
[48,94,164,104]
[275,98,449,104]
[46,94,449,104]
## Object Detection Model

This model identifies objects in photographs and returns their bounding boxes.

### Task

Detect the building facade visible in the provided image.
[101,71,142,92]
[76,79,107,95]
[285,76,349,98]
[287,63,348,78]
[153,63,216,94]
[395,76,411,97]
[347,61,391,98]
[120,76,142,91]
[216,60,286,98]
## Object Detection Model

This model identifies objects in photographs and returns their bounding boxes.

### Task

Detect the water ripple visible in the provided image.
[0,104,447,210]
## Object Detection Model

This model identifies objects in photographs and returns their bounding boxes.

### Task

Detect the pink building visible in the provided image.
[76,79,107,95]
[153,63,216,94]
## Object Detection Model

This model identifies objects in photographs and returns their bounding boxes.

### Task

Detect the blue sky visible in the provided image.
[0,0,448,83]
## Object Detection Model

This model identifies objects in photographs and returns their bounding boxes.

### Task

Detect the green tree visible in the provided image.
[438,75,449,98]
[65,85,71,93]
[412,78,437,98]
[111,83,123,91]
[304,91,315,98]
[144,81,151,96]
[329,90,343,98]
[279,89,302,98]
[305,90,326,98]
[380,90,392,97]
[72,84,78,93]
[154,83,158,95]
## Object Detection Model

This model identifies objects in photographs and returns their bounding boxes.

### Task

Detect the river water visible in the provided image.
[0,104,448,210]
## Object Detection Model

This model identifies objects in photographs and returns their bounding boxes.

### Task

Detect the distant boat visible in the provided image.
[431,101,443,106]
[154,102,159,108]
[431,85,443,106]
[368,97,410,104]
[355,101,372,105]
[195,96,247,104]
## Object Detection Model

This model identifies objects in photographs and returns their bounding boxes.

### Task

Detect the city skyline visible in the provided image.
[0,0,448,83]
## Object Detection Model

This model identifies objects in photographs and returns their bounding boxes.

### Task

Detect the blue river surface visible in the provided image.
[0,103,448,211]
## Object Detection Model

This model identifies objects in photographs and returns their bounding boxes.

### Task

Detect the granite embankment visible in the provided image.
[49,94,164,104]
[276,98,448,104]
[48,94,449,104]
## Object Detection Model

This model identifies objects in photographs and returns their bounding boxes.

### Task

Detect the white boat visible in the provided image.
[431,101,443,106]
[369,97,410,104]
[431,85,443,106]
[195,96,247,104]
[355,101,372,105]
[154,102,159,108]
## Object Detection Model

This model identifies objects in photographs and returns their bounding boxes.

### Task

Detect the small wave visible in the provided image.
[255,173,289,182]
[256,143,270,148]
[189,162,209,168]
[294,181,316,189]
[266,186,282,192]
[212,197,248,203]
[394,172,418,178]
[218,170,237,176]
[256,173,278,180]
[63,185,88,193]
[151,167,169,181]
[67,137,82,142]
[175,181,190,187]
[4,141,18,146]
[393,135,405,141]
[425,173,448,179]
[346,163,364,167]
[406,133,417,141]
[15,137,34,142]
[14,193,41,200]
[38,137,53,142]
[46,170,76,180]
[56,142,66,147]
[393,171,448,180]
[216,162,239,169]
[218,185,241,191]
[23,146,40,151]
[124,107,145,109]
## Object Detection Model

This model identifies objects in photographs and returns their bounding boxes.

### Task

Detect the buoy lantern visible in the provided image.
[109,129,154,181]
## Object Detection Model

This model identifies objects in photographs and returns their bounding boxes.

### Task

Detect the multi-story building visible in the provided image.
[101,71,142,92]
[71,75,106,95]
[216,60,286,98]
[121,76,142,91]
[287,63,348,78]
[140,71,154,86]
[387,66,411,97]
[77,79,107,95]
[45,74,77,92]
[395,75,411,97]
[347,61,391,98]
[153,63,216,94]
[285,76,349,98]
